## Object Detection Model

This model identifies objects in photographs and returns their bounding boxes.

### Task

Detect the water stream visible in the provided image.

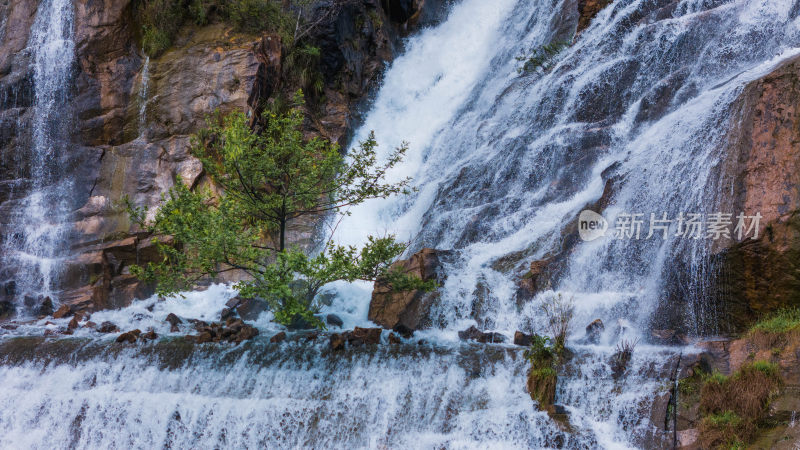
[1,0,799,448]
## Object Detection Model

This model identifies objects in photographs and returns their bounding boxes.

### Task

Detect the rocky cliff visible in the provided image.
[0,0,425,313]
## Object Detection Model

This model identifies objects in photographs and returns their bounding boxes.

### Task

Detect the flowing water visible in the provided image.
[1,0,800,448]
[2,0,76,303]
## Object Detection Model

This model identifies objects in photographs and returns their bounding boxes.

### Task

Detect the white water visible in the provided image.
[138,55,151,139]
[2,0,75,303]
[1,0,799,448]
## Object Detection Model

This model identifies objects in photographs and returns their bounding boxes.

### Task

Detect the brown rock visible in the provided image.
[270,331,286,343]
[196,331,213,344]
[577,0,613,33]
[329,333,345,351]
[388,332,402,345]
[350,327,382,345]
[97,321,119,333]
[712,54,800,329]
[141,329,158,340]
[585,319,605,344]
[84,321,97,329]
[115,330,140,343]
[368,248,445,331]
[165,313,182,327]
[514,331,534,346]
[67,316,80,330]
[52,304,71,319]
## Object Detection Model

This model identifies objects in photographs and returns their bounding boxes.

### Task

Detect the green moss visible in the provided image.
[748,307,800,335]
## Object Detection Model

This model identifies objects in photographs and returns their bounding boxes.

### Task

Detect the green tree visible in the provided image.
[128,93,429,328]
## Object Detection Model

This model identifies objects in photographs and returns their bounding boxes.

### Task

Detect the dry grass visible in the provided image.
[698,361,782,448]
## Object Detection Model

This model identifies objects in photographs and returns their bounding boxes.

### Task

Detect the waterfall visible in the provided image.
[2,0,75,305]
[0,0,799,448]
[138,55,151,139]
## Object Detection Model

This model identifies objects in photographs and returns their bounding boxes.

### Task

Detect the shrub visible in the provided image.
[527,367,557,407]
[541,293,573,351]
[698,411,751,449]
[747,307,800,348]
[697,361,782,448]
[610,338,637,379]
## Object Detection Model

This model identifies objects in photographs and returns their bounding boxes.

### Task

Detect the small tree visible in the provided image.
[129,93,427,328]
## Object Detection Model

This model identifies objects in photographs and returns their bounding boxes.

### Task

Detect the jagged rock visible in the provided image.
[165,313,182,330]
[369,248,445,332]
[270,331,286,343]
[0,300,14,320]
[52,304,71,319]
[115,329,140,343]
[97,321,119,333]
[585,319,604,344]
[577,0,613,33]
[329,333,345,351]
[388,332,402,345]
[326,314,343,328]
[37,297,54,317]
[514,331,533,346]
[229,297,267,321]
[67,316,80,330]
[141,329,158,340]
[349,327,382,345]
[392,324,414,339]
[196,331,213,344]
[220,308,235,321]
[458,325,506,344]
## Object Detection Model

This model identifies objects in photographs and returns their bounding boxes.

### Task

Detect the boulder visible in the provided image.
[458,325,506,344]
[349,327,382,345]
[37,297,54,316]
[585,319,604,344]
[165,313,182,332]
[97,321,119,333]
[0,300,14,320]
[228,297,267,321]
[329,333,346,351]
[115,329,140,343]
[326,314,343,328]
[141,329,158,340]
[270,331,286,343]
[368,248,446,332]
[52,304,71,319]
[514,331,534,346]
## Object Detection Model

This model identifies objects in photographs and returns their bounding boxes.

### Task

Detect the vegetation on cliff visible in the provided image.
[679,360,783,449]
[128,94,429,328]
[524,293,573,409]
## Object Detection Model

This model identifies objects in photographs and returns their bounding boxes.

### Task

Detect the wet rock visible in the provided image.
[388,332,402,345]
[116,329,140,343]
[368,248,446,332]
[287,314,315,331]
[141,329,158,340]
[325,314,343,328]
[84,321,96,329]
[270,331,286,343]
[577,0,613,33]
[37,297,54,317]
[97,321,119,333]
[458,325,506,344]
[392,324,414,339]
[52,304,71,319]
[67,316,80,330]
[585,319,604,344]
[349,327,382,345]
[329,333,345,351]
[165,313,182,332]
[220,307,235,322]
[229,297,267,321]
[0,300,14,320]
[196,331,213,344]
[514,331,533,346]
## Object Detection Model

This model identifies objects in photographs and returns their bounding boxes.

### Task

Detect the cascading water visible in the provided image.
[0,0,799,448]
[2,0,76,304]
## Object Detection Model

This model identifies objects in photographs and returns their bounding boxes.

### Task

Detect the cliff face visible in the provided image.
[711,55,800,329]
[0,0,423,312]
